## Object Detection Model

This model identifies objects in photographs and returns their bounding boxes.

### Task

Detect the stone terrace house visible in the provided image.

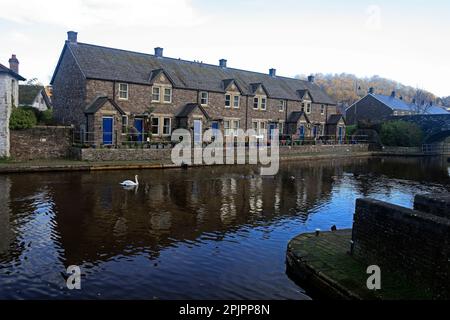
[51,31,343,146]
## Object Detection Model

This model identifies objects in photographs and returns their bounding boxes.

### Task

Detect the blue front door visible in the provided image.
[102,117,113,145]
[134,118,144,142]
[338,126,343,144]
[269,123,276,138]
[211,121,219,137]
[299,125,305,139]
[194,120,202,144]
[313,126,318,138]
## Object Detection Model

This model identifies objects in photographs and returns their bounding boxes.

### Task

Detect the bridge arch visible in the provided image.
[424,130,450,144]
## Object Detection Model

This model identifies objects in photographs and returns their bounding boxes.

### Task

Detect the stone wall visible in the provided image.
[73,143,369,162]
[10,126,73,160]
[351,195,450,298]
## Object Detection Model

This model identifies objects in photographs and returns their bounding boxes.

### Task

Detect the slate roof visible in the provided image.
[0,63,26,80]
[327,114,345,125]
[176,103,210,119]
[85,96,125,115]
[52,42,336,105]
[371,94,448,115]
[287,111,310,123]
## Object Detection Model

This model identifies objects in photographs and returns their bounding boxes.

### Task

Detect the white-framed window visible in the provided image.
[233,95,240,109]
[252,120,267,136]
[279,100,285,112]
[321,104,325,115]
[224,120,230,136]
[152,87,160,102]
[253,97,259,109]
[232,120,240,135]
[261,98,267,111]
[119,83,128,100]
[279,121,285,134]
[306,103,311,114]
[224,119,240,136]
[225,94,231,108]
[122,115,128,133]
[162,117,171,135]
[151,117,160,135]
[164,88,172,103]
[200,91,208,106]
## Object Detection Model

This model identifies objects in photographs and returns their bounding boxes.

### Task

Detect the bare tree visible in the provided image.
[410,89,432,114]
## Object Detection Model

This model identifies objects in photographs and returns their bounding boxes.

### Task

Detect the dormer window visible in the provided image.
[261,98,267,110]
[225,94,231,108]
[253,97,259,109]
[119,83,128,100]
[306,103,311,114]
[164,88,172,103]
[233,96,240,108]
[152,87,160,102]
[200,91,208,106]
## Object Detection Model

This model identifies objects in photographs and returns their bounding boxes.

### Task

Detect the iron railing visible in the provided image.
[72,131,370,149]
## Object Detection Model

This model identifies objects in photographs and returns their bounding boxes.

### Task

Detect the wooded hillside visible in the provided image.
[296,73,447,108]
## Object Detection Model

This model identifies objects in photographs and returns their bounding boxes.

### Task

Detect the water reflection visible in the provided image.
[0,157,449,299]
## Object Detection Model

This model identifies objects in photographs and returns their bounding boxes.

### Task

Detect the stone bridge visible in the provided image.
[391,114,450,144]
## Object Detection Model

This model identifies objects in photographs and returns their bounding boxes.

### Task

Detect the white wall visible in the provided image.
[0,74,17,158]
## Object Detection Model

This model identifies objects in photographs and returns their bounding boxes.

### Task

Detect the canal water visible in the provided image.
[0,157,449,299]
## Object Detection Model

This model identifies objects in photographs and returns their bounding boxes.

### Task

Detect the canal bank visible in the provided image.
[0,144,372,174]
[286,194,450,300]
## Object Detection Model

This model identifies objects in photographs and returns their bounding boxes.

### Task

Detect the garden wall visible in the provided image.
[10,126,73,160]
[72,144,370,162]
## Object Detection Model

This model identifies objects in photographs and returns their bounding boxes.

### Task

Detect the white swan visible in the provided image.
[120,175,139,186]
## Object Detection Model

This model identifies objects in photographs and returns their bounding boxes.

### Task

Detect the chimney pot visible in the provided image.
[308,75,315,83]
[8,54,19,74]
[219,59,227,68]
[269,68,276,77]
[391,91,396,98]
[368,87,374,94]
[155,47,163,58]
[67,31,78,44]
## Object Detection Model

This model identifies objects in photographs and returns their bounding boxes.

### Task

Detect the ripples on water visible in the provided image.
[0,156,449,299]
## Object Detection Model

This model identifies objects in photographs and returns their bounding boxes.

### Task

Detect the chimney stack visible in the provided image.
[307,75,315,83]
[391,91,396,98]
[8,54,19,74]
[368,87,374,94]
[67,31,78,44]
[219,59,227,68]
[154,47,163,58]
[269,68,276,77]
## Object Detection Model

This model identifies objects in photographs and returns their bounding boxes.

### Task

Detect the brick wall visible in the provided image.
[10,126,73,160]
[351,196,450,298]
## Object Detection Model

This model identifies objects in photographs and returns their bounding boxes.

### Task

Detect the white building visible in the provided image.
[0,55,26,157]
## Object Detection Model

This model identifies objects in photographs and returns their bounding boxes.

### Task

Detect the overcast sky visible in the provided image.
[0,0,449,96]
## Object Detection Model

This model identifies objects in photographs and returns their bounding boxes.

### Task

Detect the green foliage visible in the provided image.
[9,107,37,130]
[380,121,423,147]
[39,109,54,125]
[346,125,357,138]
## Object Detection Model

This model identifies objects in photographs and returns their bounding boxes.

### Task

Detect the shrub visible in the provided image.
[346,125,357,138]
[39,109,54,125]
[9,107,37,130]
[380,121,423,147]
